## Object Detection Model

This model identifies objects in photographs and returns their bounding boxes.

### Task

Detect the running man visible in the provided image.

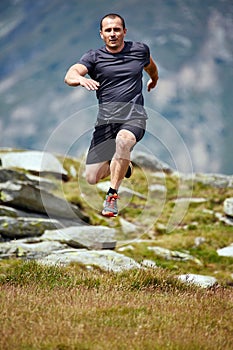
[64,13,159,217]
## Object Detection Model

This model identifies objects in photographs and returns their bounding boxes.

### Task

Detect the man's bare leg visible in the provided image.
[101,129,136,217]
[110,129,136,191]
[85,161,110,185]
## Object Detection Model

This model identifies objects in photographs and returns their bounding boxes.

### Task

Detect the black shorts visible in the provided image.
[86,119,146,164]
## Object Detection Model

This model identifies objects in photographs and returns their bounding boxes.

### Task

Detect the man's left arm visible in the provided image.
[144,56,159,92]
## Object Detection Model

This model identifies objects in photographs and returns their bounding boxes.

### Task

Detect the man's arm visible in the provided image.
[144,56,159,92]
[64,63,100,91]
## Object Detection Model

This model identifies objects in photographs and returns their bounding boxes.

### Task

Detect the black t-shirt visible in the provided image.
[79,41,150,121]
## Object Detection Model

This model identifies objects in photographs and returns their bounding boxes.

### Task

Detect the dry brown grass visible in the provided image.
[0,262,233,350]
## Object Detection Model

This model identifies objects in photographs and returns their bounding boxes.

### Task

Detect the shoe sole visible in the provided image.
[101,210,118,217]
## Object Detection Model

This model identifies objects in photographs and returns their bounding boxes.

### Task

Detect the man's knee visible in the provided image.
[116,131,136,156]
[85,162,110,185]
[85,171,98,185]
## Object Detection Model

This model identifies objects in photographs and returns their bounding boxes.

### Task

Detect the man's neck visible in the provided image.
[105,41,125,53]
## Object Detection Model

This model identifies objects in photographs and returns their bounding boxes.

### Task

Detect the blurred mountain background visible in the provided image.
[0,0,232,174]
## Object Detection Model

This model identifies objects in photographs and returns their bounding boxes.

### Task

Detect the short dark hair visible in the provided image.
[100,13,126,30]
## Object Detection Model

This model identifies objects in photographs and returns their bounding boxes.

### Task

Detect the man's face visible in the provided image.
[100,17,127,52]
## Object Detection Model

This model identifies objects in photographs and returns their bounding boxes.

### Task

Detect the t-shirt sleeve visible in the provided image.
[143,43,151,67]
[78,49,96,75]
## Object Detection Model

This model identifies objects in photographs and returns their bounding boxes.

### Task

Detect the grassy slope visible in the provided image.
[0,261,233,350]
[61,156,233,285]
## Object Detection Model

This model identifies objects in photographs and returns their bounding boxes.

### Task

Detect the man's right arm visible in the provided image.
[64,63,99,91]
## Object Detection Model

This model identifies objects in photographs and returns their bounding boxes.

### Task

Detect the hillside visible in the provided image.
[0,148,233,286]
[1,148,233,349]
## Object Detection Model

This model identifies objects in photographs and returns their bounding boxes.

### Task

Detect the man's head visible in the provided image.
[100,13,126,31]
[100,14,127,53]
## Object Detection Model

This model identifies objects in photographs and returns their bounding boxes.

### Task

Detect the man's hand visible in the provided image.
[147,78,157,92]
[64,63,99,90]
[79,76,100,91]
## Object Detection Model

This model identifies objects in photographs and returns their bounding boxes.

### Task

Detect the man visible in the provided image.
[64,13,159,217]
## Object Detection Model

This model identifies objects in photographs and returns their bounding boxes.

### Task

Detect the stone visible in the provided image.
[215,212,233,226]
[194,237,206,247]
[0,151,67,178]
[224,198,233,217]
[193,173,233,188]
[178,274,217,288]
[173,197,207,204]
[131,151,172,173]
[119,218,137,234]
[0,169,31,183]
[0,205,18,218]
[141,259,157,268]
[148,246,202,265]
[217,244,233,257]
[0,181,86,221]
[42,225,116,250]
[149,184,167,193]
[0,239,65,259]
[0,216,62,239]
[39,248,141,272]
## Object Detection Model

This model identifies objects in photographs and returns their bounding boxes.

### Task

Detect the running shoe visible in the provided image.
[102,193,119,217]
[125,162,133,178]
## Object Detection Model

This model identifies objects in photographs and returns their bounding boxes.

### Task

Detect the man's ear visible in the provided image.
[100,31,103,40]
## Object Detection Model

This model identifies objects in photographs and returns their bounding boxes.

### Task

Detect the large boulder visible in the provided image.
[0,239,66,259]
[0,180,86,221]
[131,151,173,173]
[0,216,61,239]
[42,225,116,250]
[39,248,141,272]
[0,151,67,179]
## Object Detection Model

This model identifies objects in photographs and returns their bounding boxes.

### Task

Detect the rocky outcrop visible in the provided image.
[131,151,173,173]
[0,149,233,282]
[0,150,68,179]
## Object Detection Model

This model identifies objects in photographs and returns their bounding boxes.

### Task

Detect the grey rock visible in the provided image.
[193,173,233,188]
[0,205,18,218]
[119,218,137,234]
[194,237,206,247]
[0,151,67,178]
[148,246,202,265]
[224,198,233,217]
[42,225,116,250]
[149,184,167,193]
[0,239,65,259]
[0,168,57,192]
[173,197,207,204]
[215,212,233,226]
[141,259,157,268]
[131,151,173,173]
[0,216,61,239]
[217,244,233,257]
[26,173,58,191]
[0,180,86,221]
[39,248,141,272]
[178,274,217,288]
[0,168,32,183]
